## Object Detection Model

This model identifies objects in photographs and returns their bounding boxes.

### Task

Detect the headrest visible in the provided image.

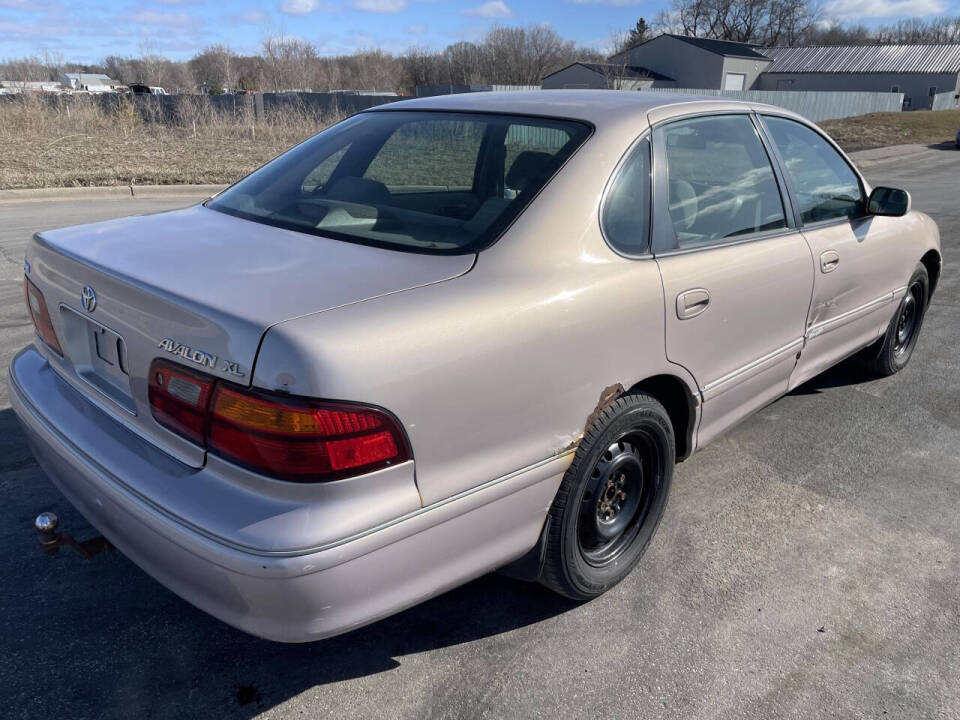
[325,176,391,205]
[669,179,698,231]
[505,151,554,192]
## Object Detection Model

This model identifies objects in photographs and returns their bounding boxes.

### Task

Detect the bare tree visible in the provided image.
[444,42,485,85]
[655,0,821,45]
[261,35,317,91]
[190,44,237,92]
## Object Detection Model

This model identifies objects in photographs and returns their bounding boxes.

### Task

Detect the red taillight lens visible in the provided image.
[147,359,409,482]
[24,276,63,355]
[208,386,409,481]
[148,360,215,444]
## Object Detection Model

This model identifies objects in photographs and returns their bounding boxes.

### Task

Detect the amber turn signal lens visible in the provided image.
[24,276,63,356]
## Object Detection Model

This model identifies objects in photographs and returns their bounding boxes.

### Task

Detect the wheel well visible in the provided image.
[628,375,696,461]
[921,250,941,301]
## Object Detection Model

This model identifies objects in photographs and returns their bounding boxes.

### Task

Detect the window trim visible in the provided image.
[598,131,654,259]
[756,112,871,230]
[649,111,796,255]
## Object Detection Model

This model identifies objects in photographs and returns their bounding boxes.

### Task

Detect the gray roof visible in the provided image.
[551,62,674,82]
[762,44,960,73]
[64,73,114,83]
[664,34,769,60]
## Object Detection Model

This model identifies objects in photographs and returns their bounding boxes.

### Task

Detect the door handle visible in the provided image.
[676,288,710,319]
[820,250,840,273]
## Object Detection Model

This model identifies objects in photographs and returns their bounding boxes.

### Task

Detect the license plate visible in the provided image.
[59,305,135,413]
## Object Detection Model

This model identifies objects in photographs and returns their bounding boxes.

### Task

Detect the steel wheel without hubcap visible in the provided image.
[894,281,923,357]
[539,392,674,601]
[858,262,929,377]
[577,432,662,568]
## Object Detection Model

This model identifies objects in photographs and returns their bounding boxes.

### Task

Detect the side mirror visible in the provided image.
[868,186,911,217]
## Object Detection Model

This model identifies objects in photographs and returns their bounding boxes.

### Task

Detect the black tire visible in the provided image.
[540,392,674,601]
[859,263,929,376]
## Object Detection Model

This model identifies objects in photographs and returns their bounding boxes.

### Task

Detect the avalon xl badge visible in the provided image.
[157,338,245,377]
[80,285,97,313]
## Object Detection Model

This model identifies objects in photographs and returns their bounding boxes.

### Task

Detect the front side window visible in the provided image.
[602,137,651,255]
[657,114,787,249]
[762,115,865,225]
[209,111,591,254]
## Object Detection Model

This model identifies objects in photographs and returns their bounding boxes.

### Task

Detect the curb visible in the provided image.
[847,143,950,168]
[0,184,227,204]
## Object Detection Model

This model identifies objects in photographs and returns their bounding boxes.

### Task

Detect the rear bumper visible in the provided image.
[9,347,567,642]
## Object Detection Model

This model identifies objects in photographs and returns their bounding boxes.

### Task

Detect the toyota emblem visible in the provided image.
[81,285,97,313]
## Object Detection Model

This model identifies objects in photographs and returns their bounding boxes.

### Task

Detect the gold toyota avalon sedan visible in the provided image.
[10,91,941,641]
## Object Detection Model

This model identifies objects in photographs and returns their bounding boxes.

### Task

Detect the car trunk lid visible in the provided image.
[27,204,474,466]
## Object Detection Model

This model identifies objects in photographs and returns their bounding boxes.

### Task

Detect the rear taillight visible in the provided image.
[209,386,408,481]
[148,359,409,482]
[148,360,216,444]
[24,276,63,356]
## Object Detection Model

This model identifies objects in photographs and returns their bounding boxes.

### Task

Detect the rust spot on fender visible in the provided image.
[583,383,625,432]
[553,383,626,456]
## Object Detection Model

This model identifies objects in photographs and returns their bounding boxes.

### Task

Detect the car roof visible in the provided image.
[365,90,782,127]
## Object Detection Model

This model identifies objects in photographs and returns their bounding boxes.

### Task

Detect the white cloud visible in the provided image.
[464,0,512,17]
[280,0,323,14]
[352,0,407,13]
[825,0,944,18]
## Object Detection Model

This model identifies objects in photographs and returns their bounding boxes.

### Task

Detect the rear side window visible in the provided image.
[208,111,591,255]
[503,124,576,197]
[602,137,651,255]
[657,115,786,249]
[762,116,865,225]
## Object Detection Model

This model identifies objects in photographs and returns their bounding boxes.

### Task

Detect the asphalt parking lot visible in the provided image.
[2,147,959,720]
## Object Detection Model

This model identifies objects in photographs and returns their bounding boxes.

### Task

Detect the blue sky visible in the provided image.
[0,0,955,62]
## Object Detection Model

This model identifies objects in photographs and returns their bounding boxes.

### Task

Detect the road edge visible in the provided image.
[0,184,227,204]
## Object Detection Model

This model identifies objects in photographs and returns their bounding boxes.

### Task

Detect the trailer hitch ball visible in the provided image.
[36,511,59,534]
[35,512,61,555]
[34,511,113,560]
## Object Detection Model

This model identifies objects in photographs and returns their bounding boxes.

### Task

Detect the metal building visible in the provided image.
[758,45,960,110]
[542,34,960,112]
[605,34,772,91]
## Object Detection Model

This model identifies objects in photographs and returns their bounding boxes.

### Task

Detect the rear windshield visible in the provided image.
[207,111,591,254]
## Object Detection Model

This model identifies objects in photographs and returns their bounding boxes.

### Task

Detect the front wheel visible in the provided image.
[540,392,674,601]
[859,263,929,376]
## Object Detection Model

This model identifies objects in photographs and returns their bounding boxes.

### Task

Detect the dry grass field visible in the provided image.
[3,97,960,190]
[821,109,960,151]
[0,96,342,190]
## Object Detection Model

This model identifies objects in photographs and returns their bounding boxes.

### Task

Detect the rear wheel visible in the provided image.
[540,393,674,601]
[859,263,929,376]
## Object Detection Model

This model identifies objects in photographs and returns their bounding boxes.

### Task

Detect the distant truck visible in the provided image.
[129,83,168,96]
